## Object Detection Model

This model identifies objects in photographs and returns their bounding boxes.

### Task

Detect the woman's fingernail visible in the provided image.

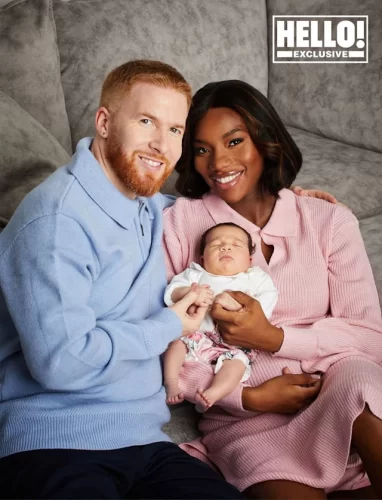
[311,374,321,380]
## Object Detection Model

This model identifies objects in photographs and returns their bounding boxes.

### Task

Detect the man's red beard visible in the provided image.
[105,136,173,197]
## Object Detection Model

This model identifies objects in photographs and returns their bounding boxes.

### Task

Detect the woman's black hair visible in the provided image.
[176,80,302,198]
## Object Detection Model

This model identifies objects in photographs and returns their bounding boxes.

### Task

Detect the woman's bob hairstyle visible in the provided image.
[175,80,302,199]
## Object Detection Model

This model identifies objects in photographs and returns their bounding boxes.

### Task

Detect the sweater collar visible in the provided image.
[68,138,154,229]
[202,188,297,237]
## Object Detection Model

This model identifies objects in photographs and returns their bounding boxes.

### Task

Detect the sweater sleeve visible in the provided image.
[160,193,176,210]
[0,215,182,391]
[275,207,382,372]
[163,206,188,281]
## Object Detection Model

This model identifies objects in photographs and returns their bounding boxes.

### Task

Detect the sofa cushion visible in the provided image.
[161,171,179,198]
[360,213,382,306]
[0,90,70,227]
[267,0,382,154]
[53,0,268,147]
[163,404,200,444]
[291,127,382,220]
[0,0,72,153]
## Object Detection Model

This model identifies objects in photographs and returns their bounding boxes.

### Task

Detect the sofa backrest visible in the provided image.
[0,0,72,153]
[53,0,269,148]
[0,0,71,226]
[0,0,268,221]
[267,0,382,154]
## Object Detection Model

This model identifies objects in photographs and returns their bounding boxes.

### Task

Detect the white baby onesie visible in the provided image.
[164,262,278,332]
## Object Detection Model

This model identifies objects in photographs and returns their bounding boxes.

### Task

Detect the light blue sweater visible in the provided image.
[0,138,182,458]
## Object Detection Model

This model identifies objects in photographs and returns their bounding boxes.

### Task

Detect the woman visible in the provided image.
[163,80,382,499]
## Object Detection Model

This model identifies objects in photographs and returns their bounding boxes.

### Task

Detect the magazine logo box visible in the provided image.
[273,15,368,63]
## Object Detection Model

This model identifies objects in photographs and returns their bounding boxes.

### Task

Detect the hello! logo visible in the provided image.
[273,15,368,63]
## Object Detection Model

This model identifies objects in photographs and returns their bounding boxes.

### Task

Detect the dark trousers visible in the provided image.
[0,442,243,499]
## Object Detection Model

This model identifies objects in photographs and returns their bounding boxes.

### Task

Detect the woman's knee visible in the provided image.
[323,357,382,402]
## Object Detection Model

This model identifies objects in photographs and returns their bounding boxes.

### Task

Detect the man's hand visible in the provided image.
[292,185,337,203]
[184,284,213,315]
[243,368,322,413]
[293,186,350,210]
[211,290,283,352]
[170,287,208,334]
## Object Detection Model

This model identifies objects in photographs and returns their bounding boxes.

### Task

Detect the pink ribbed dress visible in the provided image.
[163,189,382,492]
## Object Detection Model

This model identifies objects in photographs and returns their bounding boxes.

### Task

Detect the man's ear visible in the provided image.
[94,107,111,139]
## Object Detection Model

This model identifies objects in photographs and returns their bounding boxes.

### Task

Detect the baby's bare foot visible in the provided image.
[195,388,215,413]
[164,379,184,404]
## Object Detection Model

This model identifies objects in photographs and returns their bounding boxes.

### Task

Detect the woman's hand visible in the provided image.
[210,290,284,352]
[242,368,322,414]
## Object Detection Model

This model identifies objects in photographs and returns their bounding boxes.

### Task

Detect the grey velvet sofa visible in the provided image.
[1,0,381,444]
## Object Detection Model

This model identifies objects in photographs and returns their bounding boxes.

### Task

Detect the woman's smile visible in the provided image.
[212,170,245,191]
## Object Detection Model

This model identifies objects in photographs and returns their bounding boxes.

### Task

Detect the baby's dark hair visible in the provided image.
[199,223,255,257]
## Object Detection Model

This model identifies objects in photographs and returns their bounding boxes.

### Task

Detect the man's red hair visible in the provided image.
[100,59,192,113]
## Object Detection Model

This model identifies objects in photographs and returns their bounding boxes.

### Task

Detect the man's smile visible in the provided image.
[138,155,163,170]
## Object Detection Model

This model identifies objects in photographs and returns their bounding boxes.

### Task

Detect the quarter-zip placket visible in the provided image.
[138,201,145,237]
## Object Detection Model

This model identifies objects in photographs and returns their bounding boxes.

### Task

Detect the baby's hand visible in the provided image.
[192,284,214,307]
[214,291,243,311]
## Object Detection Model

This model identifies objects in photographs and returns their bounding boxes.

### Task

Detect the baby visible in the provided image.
[163,222,278,412]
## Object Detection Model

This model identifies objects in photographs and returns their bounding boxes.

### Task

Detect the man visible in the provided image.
[0,60,243,499]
